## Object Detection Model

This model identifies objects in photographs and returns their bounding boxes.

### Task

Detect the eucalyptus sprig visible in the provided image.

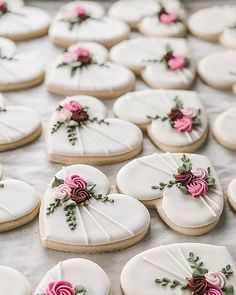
[155,277,187,289]
[187,252,208,277]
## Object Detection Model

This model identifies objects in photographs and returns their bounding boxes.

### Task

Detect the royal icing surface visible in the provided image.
[0,265,31,295]
[41,164,150,246]
[116,153,223,228]
[110,37,195,89]
[213,108,236,149]
[198,50,236,91]
[121,243,236,295]
[0,1,50,38]
[188,6,236,42]
[47,95,142,159]
[227,178,236,204]
[0,94,41,145]
[114,89,207,147]
[34,258,110,295]
[49,1,130,46]
[46,42,135,95]
[0,165,39,223]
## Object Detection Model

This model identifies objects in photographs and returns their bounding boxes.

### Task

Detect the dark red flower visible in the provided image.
[174,172,195,185]
[168,108,183,121]
[71,110,89,122]
[163,51,175,62]
[70,188,91,203]
[187,277,211,294]
[0,1,8,14]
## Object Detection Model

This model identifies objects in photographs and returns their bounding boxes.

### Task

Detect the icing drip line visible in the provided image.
[82,206,112,241]
[204,194,220,210]
[82,125,110,155]
[176,69,190,84]
[0,202,16,218]
[62,166,69,178]
[76,127,84,156]
[47,271,56,282]
[76,206,89,245]
[175,245,193,273]
[134,97,165,114]
[136,158,173,176]
[153,153,177,173]
[160,246,192,277]
[88,204,134,236]
[129,43,161,59]
[166,152,179,169]
[210,188,222,196]
[200,196,217,217]
[0,120,26,134]
[185,131,193,143]
[58,262,62,281]
[159,89,173,108]
[191,129,200,140]
[142,256,186,282]
[87,65,114,93]
[88,124,133,150]
[0,129,11,141]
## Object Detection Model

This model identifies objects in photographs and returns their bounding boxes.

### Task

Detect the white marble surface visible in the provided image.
[1,1,236,294]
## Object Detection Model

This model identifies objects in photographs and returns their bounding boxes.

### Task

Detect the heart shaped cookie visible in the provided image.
[114,89,208,153]
[46,95,142,165]
[121,243,236,295]
[0,37,44,91]
[46,42,135,99]
[33,258,111,295]
[0,165,40,232]
[198,50,236,92]
[0,0,50,41]
[0,94,41,151]
[110,37,196,89]
[39,164,150,253]
[188,5,236,49]
[116,153,224,235]
[0,265,31,295]
[49,1,130,48]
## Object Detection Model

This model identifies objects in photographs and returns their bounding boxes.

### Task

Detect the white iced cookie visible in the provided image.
[114,89,208,153]
[40,164,150,253]
[198,50,236,92]
[121,243,236,295]
[227,178,236,211]
[46,42,135,99]
[188,5,236,48]
[138,1,187,38]
[49,1,130,48]
[0,94,41,151]
[0,37,44,91]
[34,259,111,295]
[116,153,224,235]
[213,108,236,150]
[0,0,50,41]
[110,38,195,89]
[0,265,31,295]
[0,165,40,232]
[46,95,142,165]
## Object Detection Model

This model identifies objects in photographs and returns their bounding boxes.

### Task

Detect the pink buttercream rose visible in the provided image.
[168,56,186,70]
[58,107,72,123]
[181,107,199,118]
[187,178,208,197]
[191,167,208,179]
[205,272,227,289]
[63,48,91,65]
[204,285,224,295]
[160,12,178,24]
[63,51,77,64]
[174,116,193,132]
[53,184,71,200]
[64,174,87,189]
[46,281,75,295]
[64,100,83,112]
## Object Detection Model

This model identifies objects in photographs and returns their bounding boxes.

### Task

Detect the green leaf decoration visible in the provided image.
[222,265,234,278]
[187,252,208,276]
[223,285,234,295]
[174,96,183,110]
[52,176,64,188]
[63,202,77,230]
[51,121,63,133]
[75,285,87,295]
[87,182,96,192]
[177,184,188,194]
[0,183,4,188]
[155,277,187,289]
[0,107,6,112]
[46,199,61,215]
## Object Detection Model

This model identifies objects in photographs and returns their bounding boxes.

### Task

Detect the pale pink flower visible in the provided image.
[205,272,227,289]
[181,107,199,118]
[58,107,72,123]
[168,56,186,70]
[53,184,71,200]
[191,167,208,179]
[160,12,178,24]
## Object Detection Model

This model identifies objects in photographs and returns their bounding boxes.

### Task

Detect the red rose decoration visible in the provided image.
[187,277,211,294]
[0,0,7,13]
[71,110,89,122]
[168,109,183,121]
[70,188,91,203]
[174,172,195,185]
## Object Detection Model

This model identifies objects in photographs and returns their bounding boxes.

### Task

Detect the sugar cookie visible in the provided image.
[121,243,236,295]
[46,42,135,98]
[116,153,223,235]
[0,0,50,41]
[39,164,150,253]
[34,258,111,295]
[110,37,195,89]
[213,107,236,150]
[114,89,208,153]
[0,265,31,295]
[0,165,40,232]
[49,1,130,48]
[0,37,44,91]
[227,178,236,211]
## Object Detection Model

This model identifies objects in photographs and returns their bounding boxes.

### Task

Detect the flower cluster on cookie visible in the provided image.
[155,252,234,295]
[61,5,91,30]
[57,47,108,77]
[152,154,215,197]
[148,97,201,133]
[158,4,182,25]
[0,0,7,16]
[37,280,87,295]
[51,100,108,145]
[46,173,114,230]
